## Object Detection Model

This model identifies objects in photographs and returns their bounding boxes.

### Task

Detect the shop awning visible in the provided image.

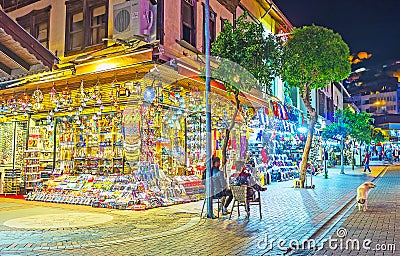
[0,8,58,84]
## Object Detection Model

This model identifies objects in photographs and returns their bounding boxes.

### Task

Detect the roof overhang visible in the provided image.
[0,8,58,82]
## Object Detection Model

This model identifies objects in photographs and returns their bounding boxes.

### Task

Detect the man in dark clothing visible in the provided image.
[363,151,372,173]
[210,157,233,215]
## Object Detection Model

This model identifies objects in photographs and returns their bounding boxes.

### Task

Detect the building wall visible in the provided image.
[333,83,344,111]
[359,91,397,115]
[5,0,292,102]
[4,0,67,57]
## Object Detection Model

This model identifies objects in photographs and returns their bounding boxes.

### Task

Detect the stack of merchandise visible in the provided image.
[174,175,205,198]
[25,173,203,210]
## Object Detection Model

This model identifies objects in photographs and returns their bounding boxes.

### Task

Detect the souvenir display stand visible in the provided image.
[25,165,204,209]
[248,107,304,183]
[3,169,21,195]
[24,125,41,191]
[0,122,27,194]
[56,113,124,175]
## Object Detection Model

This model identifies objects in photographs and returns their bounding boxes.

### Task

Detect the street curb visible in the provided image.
[284,166,388,255]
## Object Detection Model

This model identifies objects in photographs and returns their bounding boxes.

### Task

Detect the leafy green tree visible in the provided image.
[371,127,385,143]
[210,13,282,167]
[280,25,351,186]
[322,107,384,171]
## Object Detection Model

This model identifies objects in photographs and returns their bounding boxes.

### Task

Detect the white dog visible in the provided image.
[356,182,376,211]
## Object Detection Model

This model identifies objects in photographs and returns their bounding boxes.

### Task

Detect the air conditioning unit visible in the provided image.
[113,0,154,41]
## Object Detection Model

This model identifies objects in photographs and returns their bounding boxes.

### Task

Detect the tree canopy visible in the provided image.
[209,13,283,166]
[211,13,282,94]
[280,25,351,93]
[322,107,384,144]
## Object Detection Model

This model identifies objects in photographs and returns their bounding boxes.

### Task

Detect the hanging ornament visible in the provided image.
[143,86,156,103]
[32,88,44,111]
[18,90,30,111]
[50,85,57,102]
[62,85,71,106]
[91,78,102,101]
[79,80,89,103]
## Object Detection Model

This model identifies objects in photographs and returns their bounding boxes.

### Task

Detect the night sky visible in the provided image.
[273,0,400,69]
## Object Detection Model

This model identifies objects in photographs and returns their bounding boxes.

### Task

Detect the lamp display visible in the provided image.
[143,86,156,103]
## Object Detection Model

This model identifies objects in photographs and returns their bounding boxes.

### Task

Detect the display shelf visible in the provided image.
[56,113,126,175]
[21,121,55,192]
[3,169,21,195]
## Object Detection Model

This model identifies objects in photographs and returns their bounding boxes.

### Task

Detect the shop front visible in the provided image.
[1,56,259,210]
[247,103,307,184]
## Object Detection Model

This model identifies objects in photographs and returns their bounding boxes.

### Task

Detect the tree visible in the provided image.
[322,107,386,171]
[371,127,385,143]
[322,107,373,172]
[210,13,282,167]
[280,25,351,187]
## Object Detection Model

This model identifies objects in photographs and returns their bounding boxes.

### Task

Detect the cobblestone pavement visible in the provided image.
[317,166,399,256]
[0,165,386,255]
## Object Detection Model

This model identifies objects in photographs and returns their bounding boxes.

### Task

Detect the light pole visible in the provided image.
[323,145,328,178]
[205,0,213,218]
[340,82,345,174]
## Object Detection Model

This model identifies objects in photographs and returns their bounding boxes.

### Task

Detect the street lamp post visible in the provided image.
[323,146,328,178]
[205,0,213,218]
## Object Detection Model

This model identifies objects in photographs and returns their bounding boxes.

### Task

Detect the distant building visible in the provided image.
[345,61,400,115]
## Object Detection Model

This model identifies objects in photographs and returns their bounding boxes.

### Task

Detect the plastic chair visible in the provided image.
[229,185,262,219]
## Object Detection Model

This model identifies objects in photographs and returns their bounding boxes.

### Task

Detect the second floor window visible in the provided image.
[220,18,228,33]
[182,0,196,47]
[1,0,40,12]
[17,6,50,48]
[65,0,108,53]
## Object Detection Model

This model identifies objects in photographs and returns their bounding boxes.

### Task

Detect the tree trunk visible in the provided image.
[300,87,317,188]
[221,91,240,170]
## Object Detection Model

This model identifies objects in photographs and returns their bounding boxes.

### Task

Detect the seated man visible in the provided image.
[210,157,233,215]
[231,160,266,217]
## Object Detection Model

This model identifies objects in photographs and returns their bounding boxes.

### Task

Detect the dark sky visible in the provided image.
[273,0,400,69]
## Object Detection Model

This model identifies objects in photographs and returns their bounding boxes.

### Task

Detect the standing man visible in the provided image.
[363,151,372,174]
[393,148,399,162]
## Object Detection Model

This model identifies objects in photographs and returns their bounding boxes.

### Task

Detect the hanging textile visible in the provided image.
[272,101,279,117]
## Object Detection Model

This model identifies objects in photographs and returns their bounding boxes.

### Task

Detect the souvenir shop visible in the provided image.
[0,65,251,210]
[247,102,306,184]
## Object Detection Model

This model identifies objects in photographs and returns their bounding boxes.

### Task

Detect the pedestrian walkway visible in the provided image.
[0,166,386,255]
[317,166,398,256]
